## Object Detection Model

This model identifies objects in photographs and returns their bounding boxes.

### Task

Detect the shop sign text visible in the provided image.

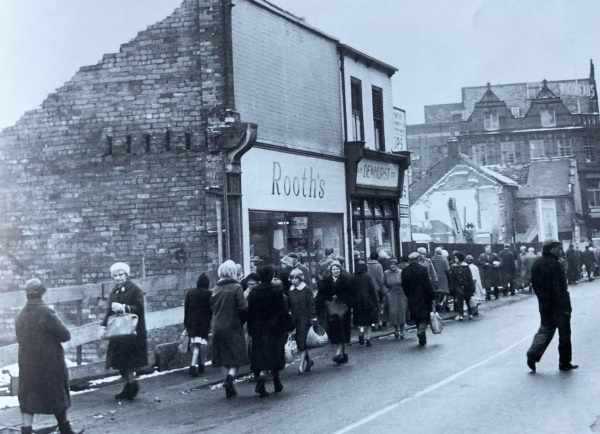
[272,162,325,198]
[356,159,399,189]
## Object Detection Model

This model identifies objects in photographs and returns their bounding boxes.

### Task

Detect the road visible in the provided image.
[3,282,599,434]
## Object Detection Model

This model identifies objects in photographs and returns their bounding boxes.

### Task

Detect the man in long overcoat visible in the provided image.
[581,246,598,281]
[499,243,517,296]
[16,278,82,434]
[565,244,580,284]
[526,240,578,372]
[478,245,502,300]
[401,252,435,346]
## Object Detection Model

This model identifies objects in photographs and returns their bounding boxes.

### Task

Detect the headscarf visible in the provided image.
[110,262,130,276]
[218,260,238,279]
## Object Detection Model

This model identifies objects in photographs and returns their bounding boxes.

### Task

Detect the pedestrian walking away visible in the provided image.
[247,265,290,397]
[526,240,578,373]
[431,247,451,311]
[478,245,502,300]
[499,243,517,295]
[211,260,249,398]
[101,262,148,402]
[401,252,435,346]
[184,273,213,377]
[581,245,598,281]
[449,251,476,321]
[351,260,379,347]
[16,278,83,434]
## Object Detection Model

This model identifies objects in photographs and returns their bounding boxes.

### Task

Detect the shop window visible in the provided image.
[248,211,344,283]
[352,198,397,265]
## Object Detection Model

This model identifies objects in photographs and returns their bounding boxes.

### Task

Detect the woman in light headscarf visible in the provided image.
[383,257,408,339]
[101,262,148,401]
[288,268,317,374]
[210,260,248,398]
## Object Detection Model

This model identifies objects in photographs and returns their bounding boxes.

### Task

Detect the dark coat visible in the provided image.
[316,272,353,344]
[478,252,502,288]
[401,262,435,323]
[102,280,148,371]
[449,263,475,297]
[581,249,598,271]
[531,252,571,319]
[184,287,212,339]
[288,283,316,351]
[498,249,517,283]
[350,268,379,326]
[210,278,248,368]
[247,282,289,371]
[16,299,71,414]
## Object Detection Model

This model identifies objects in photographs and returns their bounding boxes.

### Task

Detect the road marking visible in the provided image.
[334,335,531,434]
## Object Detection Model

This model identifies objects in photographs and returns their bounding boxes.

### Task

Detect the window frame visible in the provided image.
[372,86,385,151]
[529,139,546,160]
[540,109,556,127]
[484,112,499,131]
[350,77,364,142]
[500,141,516,164]
[584,137,598,163]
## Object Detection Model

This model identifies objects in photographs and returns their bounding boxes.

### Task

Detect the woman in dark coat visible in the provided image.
[211,260,248,398]
[401,253,435,346]
[16,278,82,434]
[449,251,476,321]
[247,265,290,397]
[288,268,317,374]
[351,261,379,347]
[101,262,148,401]
[184,273,212,377]
[315,260,353,364]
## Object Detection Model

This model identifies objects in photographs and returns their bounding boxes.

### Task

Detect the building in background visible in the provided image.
[407,60,600,242]
[0,0,409,290]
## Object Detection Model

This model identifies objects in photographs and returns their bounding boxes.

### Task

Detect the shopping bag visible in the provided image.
[469,297,479,316]
[284,333,298,364]
[104,313,138,338]
[430,311,443,334]
[178,329,190,353]
[306,323,329,348]
[325,299,348,319]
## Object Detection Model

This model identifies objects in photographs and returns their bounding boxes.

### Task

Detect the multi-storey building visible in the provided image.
[408,61,600,241]
[0,0,408,290]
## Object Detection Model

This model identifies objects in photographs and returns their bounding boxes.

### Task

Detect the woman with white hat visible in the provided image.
[100,262,148,401]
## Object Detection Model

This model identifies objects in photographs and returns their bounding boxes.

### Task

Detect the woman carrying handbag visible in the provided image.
[100,262,148,401]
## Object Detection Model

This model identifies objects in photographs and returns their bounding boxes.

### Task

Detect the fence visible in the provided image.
[0,271,208,382]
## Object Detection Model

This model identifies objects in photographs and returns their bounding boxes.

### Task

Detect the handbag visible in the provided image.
[469,296,479,316]
[178,329,190,354]
[104,313,138,339]
[430,311,444,334]
[284,333,298,364]
[306,323,329,348]
[325,299,348,319]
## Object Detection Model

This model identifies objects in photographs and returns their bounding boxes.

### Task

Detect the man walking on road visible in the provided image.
[402,252,435,346]
[526,240,578,373]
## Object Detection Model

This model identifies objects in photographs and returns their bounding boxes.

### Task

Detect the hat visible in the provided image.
[417,247,427,254]
[408,252,420,260]
[110,262,130,275]
[504,243,511,248]
[329,260,342,270]
[24,278,46,298]
[542,239,561,248]
[388,257,398,264]
[280,255,294,267]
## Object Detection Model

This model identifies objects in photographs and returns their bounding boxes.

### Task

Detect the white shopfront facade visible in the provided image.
[241,147,348,281]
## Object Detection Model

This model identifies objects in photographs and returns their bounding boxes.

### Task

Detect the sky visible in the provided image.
[1,0,600,130]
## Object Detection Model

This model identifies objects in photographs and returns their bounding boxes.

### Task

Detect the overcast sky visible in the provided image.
[2,0,600,130]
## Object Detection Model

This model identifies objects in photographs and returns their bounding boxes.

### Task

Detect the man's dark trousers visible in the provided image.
[527,311,572,365]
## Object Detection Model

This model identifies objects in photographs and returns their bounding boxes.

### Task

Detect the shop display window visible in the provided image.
[249,211,344,284]
[352,199,397,264]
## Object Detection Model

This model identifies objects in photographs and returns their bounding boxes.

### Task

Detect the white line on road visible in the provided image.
[334,335,531,434]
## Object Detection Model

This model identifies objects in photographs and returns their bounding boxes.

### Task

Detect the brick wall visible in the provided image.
[231,0,343,156]
[0,0,233,290]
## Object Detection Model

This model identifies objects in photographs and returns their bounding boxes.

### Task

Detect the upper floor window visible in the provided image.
[541,109,556,127]
[473,143,488,165]
[588,181,600,208]
[557,138,572,157]
[372,86,385,151]
[511,107,521,118]
[484,112,499,131]
[584,137,598,163]
[501,141,516,164]
[350,78,364,142]
[529,139,545,159]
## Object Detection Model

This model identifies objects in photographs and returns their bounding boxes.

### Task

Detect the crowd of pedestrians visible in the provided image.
[14,240,593,432]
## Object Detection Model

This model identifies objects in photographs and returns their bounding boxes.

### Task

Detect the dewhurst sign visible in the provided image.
[356,159,399,188]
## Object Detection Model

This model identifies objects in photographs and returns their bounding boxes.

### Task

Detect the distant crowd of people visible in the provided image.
[15,239,589,431]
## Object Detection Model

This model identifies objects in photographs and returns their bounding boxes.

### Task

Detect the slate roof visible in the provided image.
[515,159,572,198]
[486,163,531,185]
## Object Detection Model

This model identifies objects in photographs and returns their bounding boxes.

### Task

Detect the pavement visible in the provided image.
[0,287,540,433]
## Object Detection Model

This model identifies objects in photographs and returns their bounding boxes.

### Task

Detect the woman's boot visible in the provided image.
[255,373,269,398]
[273,370,283,393]
[224,374,237,398]
[126,381,139,401]
[115,382,130,400]
[58,420,84,434]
